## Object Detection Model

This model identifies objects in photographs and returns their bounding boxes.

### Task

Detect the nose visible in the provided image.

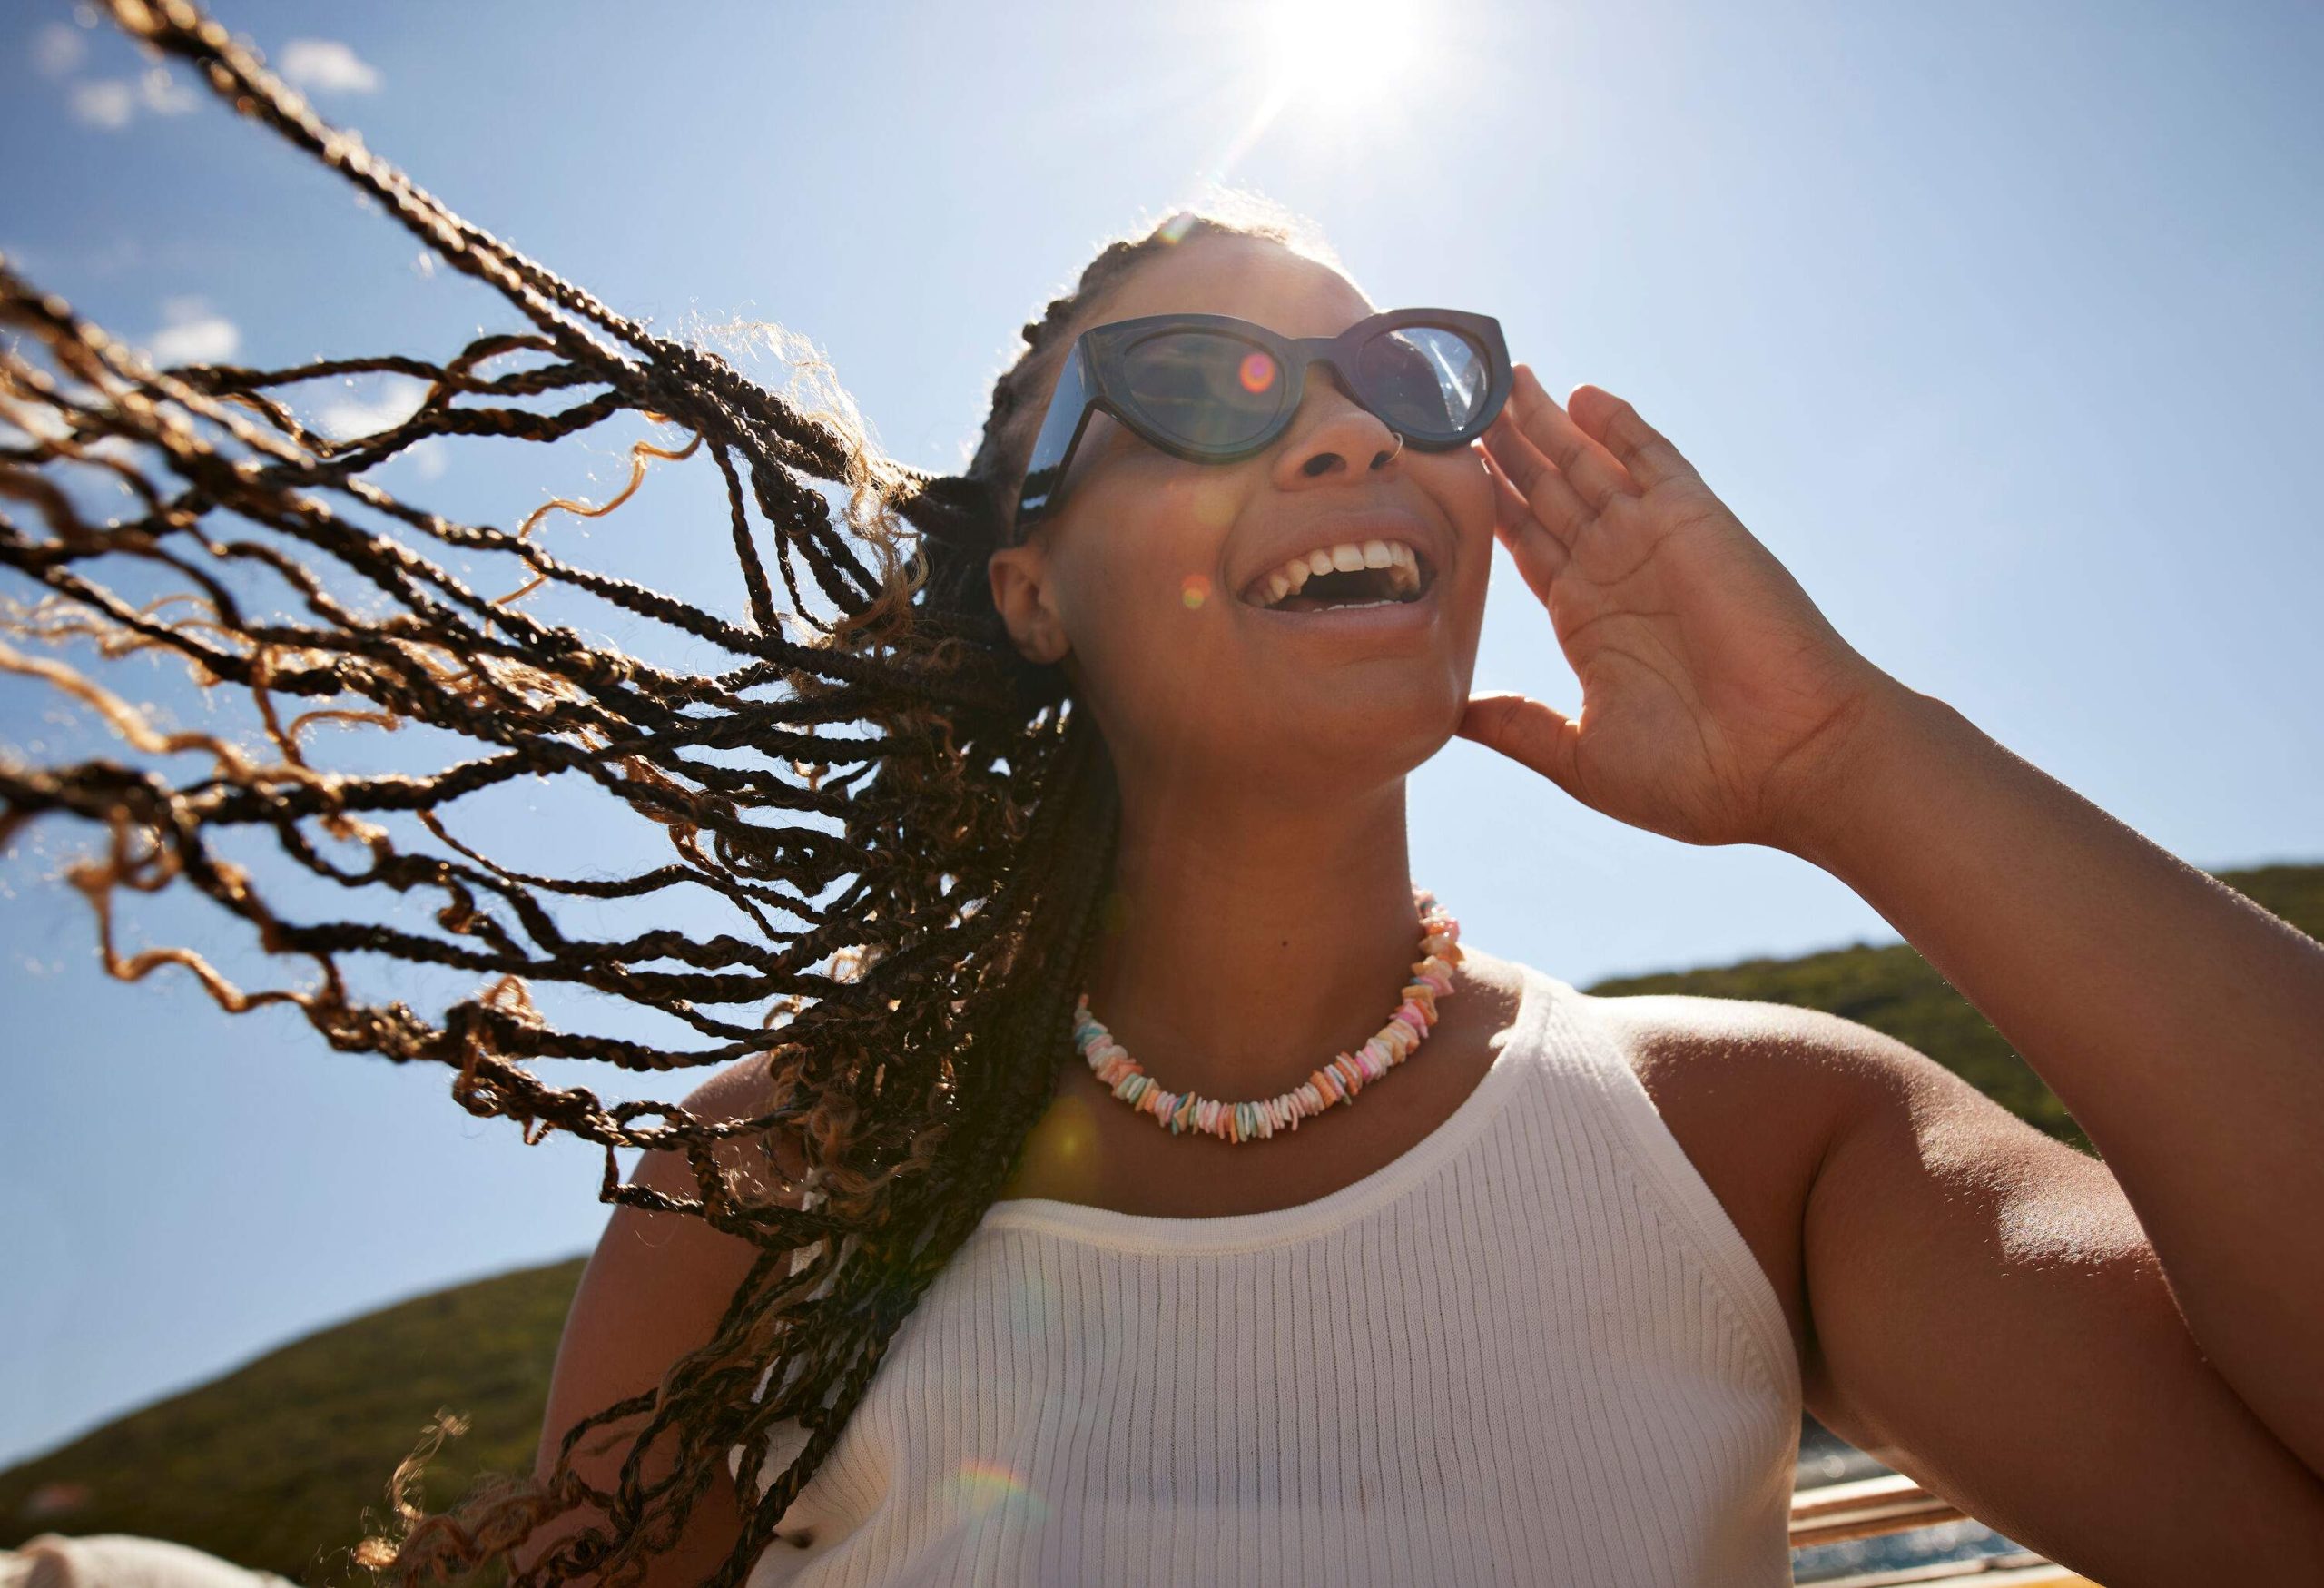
[1270,368,1402,490]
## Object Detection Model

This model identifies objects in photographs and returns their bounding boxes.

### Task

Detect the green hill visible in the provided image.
[5,861,2318,1578]
[0,1256,586,1582]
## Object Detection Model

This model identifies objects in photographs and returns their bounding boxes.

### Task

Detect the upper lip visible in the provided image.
[1233,507,1445,607]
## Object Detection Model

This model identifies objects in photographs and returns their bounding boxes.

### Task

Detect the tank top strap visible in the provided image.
[1515,963,1801,1406]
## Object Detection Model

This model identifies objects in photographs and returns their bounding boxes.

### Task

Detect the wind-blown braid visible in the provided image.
[0,2,1332,1581]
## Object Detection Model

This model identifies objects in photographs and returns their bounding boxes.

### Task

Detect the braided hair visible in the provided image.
[0,3,1341,1582]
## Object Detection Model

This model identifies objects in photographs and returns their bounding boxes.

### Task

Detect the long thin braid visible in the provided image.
[0,5,1327,1581]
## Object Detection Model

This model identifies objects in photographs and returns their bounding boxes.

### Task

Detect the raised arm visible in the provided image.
[1457,370,2324,1572]
[1786,683,2324,1489]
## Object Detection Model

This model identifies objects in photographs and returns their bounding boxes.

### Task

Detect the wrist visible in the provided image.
[1769,675,1961,878]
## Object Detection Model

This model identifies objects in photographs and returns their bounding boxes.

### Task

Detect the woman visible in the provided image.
[506,205,2324,1586]
[5,10,2320,1587]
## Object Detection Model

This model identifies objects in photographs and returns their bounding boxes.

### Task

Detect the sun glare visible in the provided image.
[1199,0,1451,183]
[1261,0,1429,109]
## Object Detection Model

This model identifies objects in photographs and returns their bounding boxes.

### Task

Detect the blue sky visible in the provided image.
[2,0,2319,1469]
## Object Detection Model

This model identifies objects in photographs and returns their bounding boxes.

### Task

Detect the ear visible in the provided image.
[987,538,1070,666]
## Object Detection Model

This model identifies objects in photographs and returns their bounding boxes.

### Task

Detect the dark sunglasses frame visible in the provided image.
[1013,307,1512,530]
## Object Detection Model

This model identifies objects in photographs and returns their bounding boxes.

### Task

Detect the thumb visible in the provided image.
[1458,692,1583,799]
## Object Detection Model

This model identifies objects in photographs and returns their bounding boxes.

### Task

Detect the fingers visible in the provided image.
[1504,367,1636,513]
[1566,384,1699,491]
[1456,692,1583,802]
[1477,444,1567,602]
[1482,408,1594,550]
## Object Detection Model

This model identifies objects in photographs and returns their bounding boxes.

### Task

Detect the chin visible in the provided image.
[1226,685,1463,792]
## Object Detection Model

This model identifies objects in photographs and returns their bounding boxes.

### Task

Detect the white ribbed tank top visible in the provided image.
[734,962,1803,1586]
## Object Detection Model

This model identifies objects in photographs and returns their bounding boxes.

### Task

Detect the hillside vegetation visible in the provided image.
[5,861,2316,1579]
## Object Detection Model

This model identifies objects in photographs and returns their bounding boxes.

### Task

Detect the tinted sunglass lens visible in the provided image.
[1355,327,1492,439]
[1119,331,1287,451]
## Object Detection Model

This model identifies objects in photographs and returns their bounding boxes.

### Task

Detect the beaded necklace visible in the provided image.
[1070,890,1462,1145]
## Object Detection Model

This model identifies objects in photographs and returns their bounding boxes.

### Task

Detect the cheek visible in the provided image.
[1074,471,1245,616]
[1052,481,1241,686]
[1062,570,1248,763]
[1173,473,1243,540]
[1431,456,1499,595]
[1445,451,1497,535]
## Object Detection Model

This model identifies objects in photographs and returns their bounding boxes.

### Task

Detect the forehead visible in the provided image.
[1092,234,1374,340]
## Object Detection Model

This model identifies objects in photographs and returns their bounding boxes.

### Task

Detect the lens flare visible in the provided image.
[953,1458,1048,1522]
[1237,350,1276,393]
[1190,480,1237,528]
[1010,1090,1105,1203]
[1181,573,1212,609]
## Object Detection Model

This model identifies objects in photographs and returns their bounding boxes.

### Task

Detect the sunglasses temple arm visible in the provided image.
[1016,344,1102,527]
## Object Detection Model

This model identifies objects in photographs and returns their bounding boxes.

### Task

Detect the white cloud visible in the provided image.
[317,376,428,441]
[409,437,450,481]
[278,38,380,94]
[68,78,135,132]
[147,297,241,365]
[64,67,195,131]
[138,66,198,116]
[31,22,85,78]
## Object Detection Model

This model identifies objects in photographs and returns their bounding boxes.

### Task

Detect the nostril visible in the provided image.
[1301,453,1337,478]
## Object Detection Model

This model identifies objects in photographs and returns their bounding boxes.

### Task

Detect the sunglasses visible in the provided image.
[1013,307,1512,530]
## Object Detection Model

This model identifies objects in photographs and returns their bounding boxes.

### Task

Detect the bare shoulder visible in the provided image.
[519,1055,809,1576]
[1580,985,1884,1198]
[574,1050,809,1319]
[638,1051,813,1195]
[1577,987,2324,1578]
[1569,985,1901,1366]
[1586,984,1915,1097]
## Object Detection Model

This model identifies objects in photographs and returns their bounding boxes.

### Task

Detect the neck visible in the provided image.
[1081,774,1426,1101]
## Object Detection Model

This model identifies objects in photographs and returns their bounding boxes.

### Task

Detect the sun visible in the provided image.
[1197,0,1455,182]
[1259,0,1433,113]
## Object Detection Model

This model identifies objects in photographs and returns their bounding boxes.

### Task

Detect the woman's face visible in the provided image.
[989,234,1495,806]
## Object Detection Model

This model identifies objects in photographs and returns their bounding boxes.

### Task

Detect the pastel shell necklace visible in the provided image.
[1070,890,1462,1145]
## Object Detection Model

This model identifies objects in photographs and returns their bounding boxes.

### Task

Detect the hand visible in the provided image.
[1462,367,1906,852]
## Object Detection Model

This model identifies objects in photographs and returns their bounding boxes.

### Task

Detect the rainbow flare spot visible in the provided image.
[1180,573,1211,609]
[953,1457,1049,1523]
[1238,350,1276,393]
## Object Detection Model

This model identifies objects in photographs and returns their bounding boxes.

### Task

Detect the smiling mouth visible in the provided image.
[1241,538,1433,612]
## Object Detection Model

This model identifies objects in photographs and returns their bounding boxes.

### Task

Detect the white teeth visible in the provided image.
[1249,538,1429,608]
